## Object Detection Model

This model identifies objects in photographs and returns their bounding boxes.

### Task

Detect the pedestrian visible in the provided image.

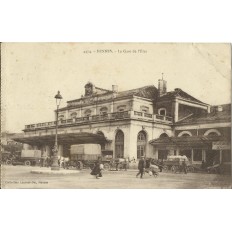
[136,156,145,178]
[90,160,103,179]
[182,159,187,174]
[123,158,128,171]
[158,159,163,172]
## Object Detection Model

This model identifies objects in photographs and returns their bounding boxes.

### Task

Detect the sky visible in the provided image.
[2,43,231,133]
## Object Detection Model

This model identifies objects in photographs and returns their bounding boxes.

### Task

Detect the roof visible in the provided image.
[176,104,231,124]
[13,132,109,146]
[150,135,230,149]
[158,88,206,105]
[116,85,158,100]
[66,85,158,106]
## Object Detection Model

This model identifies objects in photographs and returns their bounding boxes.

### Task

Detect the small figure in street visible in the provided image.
[181,159,187,174]
[123,158,128,171]
[158,159,164,172]
[91,160,103,179]
[136,156,145,178]
[40,157,44,167]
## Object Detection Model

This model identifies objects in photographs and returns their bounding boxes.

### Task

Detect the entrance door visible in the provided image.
[115,130,124,158]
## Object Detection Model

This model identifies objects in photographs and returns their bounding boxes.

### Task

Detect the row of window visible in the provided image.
[115,130,147,159]
[58,106,166,120]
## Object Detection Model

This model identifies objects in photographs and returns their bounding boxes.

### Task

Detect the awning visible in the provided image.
[149,136,230,150]
[12,132,111,146]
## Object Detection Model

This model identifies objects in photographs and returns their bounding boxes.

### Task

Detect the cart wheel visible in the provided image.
[6,160,12,165]
[24,160,31,166]
[103,163,110,171]
[171,165,176,173]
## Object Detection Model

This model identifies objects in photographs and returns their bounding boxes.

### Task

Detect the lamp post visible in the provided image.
[51,91,62,171]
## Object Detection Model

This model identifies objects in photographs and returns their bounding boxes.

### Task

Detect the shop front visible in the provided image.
[150,136,231,168]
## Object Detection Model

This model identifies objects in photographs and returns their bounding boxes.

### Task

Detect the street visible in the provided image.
[1,165,232,189]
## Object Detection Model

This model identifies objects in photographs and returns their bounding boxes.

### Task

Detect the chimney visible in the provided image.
[112,85,118,93]
[158,73,167,96]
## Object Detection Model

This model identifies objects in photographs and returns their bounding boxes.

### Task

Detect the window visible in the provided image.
[158,150,168,160]
[137,131,147,159]
[222,150,231,162]
[179,149,192,160]
[70,112,77,118]
[115,130,124,158]
[159,133,168,138]
[84,109,91,117]
[158,108,166,116]
[117,105,126,112]
[140,106,149,113]
[58,115,64,120]
[100,107,108,115]
[193,149,202,161]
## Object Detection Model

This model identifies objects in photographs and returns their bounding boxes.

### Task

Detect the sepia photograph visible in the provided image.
[1,43,231,189]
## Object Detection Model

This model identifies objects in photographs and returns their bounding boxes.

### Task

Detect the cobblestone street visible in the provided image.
[2,165,231,189]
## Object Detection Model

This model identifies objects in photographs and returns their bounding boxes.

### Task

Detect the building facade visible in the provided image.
[14,80,231,170]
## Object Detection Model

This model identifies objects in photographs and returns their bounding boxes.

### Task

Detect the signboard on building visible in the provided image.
[212,141,231,150]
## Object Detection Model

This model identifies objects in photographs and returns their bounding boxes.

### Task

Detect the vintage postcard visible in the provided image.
[1,43,231,189]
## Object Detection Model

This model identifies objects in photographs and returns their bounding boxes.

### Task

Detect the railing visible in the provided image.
[25,111,173,130]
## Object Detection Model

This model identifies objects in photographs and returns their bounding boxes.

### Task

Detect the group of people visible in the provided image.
[136,156,159,178]
[90,159,104,179]
[39,156,51,167]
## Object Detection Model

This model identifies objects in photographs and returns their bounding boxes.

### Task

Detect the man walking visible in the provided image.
[136,156,145,178]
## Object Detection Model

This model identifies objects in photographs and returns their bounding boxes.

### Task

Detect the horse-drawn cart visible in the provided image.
[163,155,194,173]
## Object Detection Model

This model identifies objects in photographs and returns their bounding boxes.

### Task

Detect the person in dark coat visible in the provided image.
[136,156,145,178]
[91,160,102,179]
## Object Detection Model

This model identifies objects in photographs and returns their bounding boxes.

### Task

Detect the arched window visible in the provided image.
[140,106,149,113]
[99,107,108,115]
[70,112,77,119]
[159,133,168,138]
[117,105,126,112]
[115,130,124,158]
[178,131,192,137]
[137,131,147,159]
[204,129,221,136]
[158,133,169,160]
[58,115,65,120]
[84,109,91,117]
[158,108,166,116]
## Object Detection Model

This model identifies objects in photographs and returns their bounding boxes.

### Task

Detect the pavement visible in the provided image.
[1,165,232,189]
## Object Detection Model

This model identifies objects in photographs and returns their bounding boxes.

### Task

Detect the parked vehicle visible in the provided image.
[163,155,194,173]
[67,144,112,170]
[11,150,41,166]
[1,151,13,165]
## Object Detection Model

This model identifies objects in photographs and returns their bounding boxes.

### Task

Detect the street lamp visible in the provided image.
[51,91,62,170]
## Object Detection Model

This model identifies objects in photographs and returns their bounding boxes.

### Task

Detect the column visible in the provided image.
[202,150,206,161]
[191,149,194,163]
[57,144,64,158]
[174,101,179,122]
[110,100,114,113]
[219,150,222,164]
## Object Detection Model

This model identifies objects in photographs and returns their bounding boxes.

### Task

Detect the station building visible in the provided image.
[13,79,231,169]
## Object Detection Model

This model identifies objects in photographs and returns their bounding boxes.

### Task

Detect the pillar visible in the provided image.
[57,144,64,158]
[219,150,222,164]
[202,149,206,162]
[191,149,194,163]
[174,101,179,122]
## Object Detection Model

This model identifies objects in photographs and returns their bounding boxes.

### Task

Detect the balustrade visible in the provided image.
[25,111,172,130]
